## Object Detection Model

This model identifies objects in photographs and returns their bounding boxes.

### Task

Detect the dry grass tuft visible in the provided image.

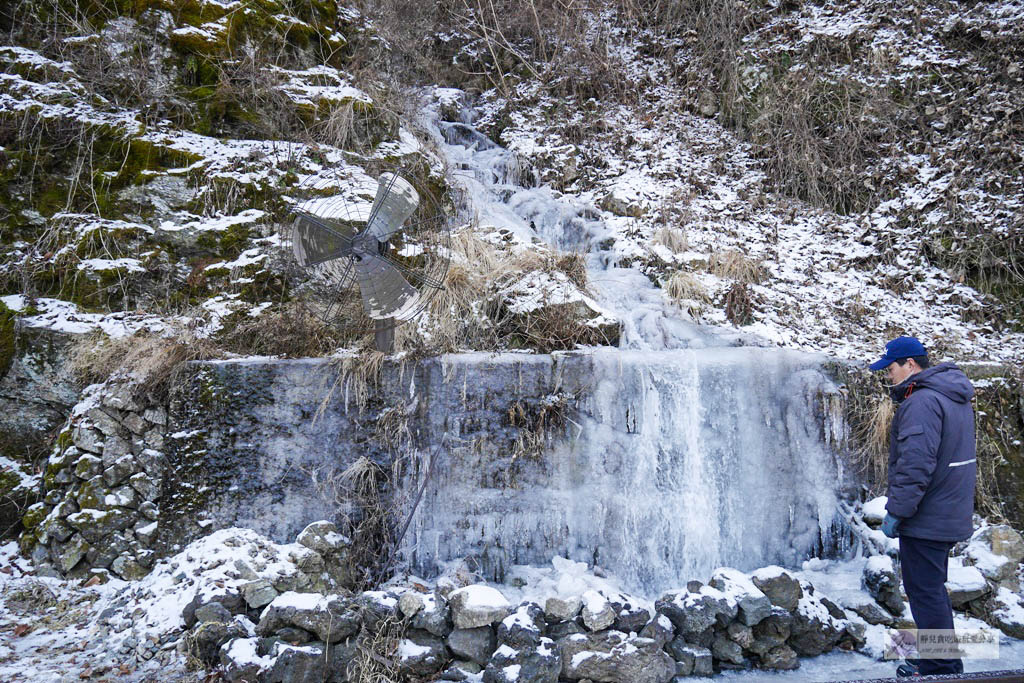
[710,250,767,284]
[307,454,404,593]
[69,327,218,401]
[664,270,707,303]
[850,396,894,489]
[219,302,343,358]
[398,228,600,353]
[347,611,407,683]
[503,394,571,487]
[654,226,689,254]
[664,270,708,321]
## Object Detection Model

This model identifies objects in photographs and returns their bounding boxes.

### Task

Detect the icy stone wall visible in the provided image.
[162,349,855,596]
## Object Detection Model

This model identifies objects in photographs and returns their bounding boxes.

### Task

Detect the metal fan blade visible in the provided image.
[354,252,421,319]
[365,173,420,243]
[292,212,355,267]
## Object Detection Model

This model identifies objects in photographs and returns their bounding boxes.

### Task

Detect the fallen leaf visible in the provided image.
[83,576,101,588]
[14,624,30,637]
[412,582,429,592]
[79,666,92,679]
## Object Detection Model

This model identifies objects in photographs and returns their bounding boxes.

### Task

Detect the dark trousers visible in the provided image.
[899,535,964,676]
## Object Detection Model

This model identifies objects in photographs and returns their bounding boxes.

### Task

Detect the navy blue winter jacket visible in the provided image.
[885,363,976,542]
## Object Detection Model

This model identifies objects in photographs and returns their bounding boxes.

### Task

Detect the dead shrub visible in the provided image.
[664,270,707,321]
[497,303,617,352]
[723,282,754,326]
[851,396,894,490]
[654,226,688,254]
[554,251,588,290]
[218,302,342,358]
[398,228,597,353]
[68,327,217,401]
[711,250,767,284]
[347,610,407,683]
[307,454,404,592]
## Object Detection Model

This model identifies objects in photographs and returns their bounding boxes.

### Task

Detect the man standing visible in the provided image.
[870,336,977,677]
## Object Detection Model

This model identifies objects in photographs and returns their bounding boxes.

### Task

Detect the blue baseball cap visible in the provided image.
[869,336,927,371]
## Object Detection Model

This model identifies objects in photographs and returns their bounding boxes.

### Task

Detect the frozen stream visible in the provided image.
[426,101,755,351]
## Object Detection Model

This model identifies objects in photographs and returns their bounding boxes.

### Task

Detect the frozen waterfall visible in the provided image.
[405,349,850,596]
[396,95,855,596]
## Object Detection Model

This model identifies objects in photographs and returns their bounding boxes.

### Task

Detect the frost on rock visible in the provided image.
[988,587,1024,640]
[708,567,773,626]
[450,584,512,629]
[861,497,888,525]
[861,555,904,617]
[580,590,616,631]
[946,560,990,608]
[964,525,1024,587]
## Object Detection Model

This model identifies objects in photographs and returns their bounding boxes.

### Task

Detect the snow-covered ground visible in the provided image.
[11,536,1024,682]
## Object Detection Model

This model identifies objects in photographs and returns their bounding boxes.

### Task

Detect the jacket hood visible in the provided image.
[893,362,975,404]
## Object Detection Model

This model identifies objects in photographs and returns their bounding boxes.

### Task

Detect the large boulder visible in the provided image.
[709,567,773,626]
[296,520,356,589]
[861,555,904,616]
[257,592,361,644]
[557,631,674,683]
[750,565,803,613]
[712,633,746,665]
[483,638,560,683]
[964,525,1024,588]
[65,508,134,543]
[264,642,328,683]
[220,637,274,682]
[946,564,991,608]
[356,591,400,632]
[861,497,889,525]
[838,591,894,625]
[544,596,581,622]
[192,618,251,666]
[497,603,545,649]
[412,592,452,638]
[395,631,449,678]
[665,642,712,676]
[449,585,511,629]
[638,613,674,648]
[580,590,616,631]
[448,627,496,667]
[760,644,799,670]
[655,585,737,637]
[787,590,846,657]
[749,607,793,654]
[983,587,1024,639]
[610,593,651,634]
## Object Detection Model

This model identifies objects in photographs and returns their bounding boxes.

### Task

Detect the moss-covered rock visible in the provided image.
[20,501,49,534]
[66,507,135,543]
[0,300,15,380]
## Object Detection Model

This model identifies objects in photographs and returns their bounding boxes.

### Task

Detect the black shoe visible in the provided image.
[896,662,920,677]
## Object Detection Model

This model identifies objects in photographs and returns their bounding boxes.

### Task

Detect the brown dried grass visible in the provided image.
[68,327,218,401]
[218,302,343,358]
[710,250,767,285]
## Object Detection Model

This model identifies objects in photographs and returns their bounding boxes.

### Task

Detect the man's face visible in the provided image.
[887,359,917,385]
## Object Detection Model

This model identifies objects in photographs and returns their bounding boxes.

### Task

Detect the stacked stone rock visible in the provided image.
[18,380,167,580]
[202,564,868,683]
[860,498,1024,640]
